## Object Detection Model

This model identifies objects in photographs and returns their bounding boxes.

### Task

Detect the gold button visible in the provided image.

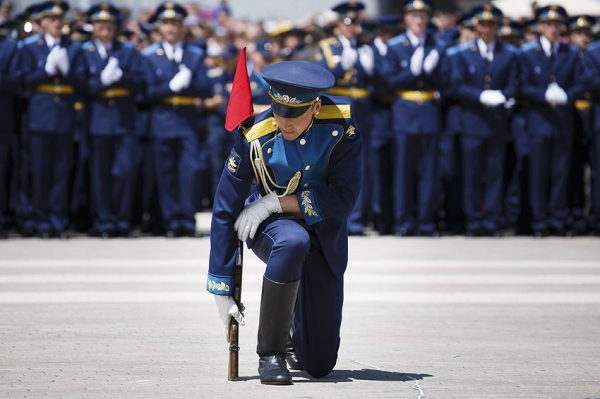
[267,148,272,154]
[550,75,556,82]
[300,139,306,145]
[332,130,339,137]
[484,84,491,90]
[53,96,60,103]
[417,80,424,88]
[272,121,277,126]
[485,75,491,82]
[585,92,591,99]
[550,103,556,109]
[303,183,309,188]
[108,100,115,107]
[54,77,60,84]
[305,165,311,171]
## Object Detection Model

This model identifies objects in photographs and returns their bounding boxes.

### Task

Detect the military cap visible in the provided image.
[25,3,41,21]
[472,4,503,24]
[498,19,522,38]
[568,15,595,32]
[86,2,120,23]
[261,61,335,118]
[71,24,93,41]
[535,5,568,23]
[255,40,274,59]
[0,18,15,35]
[332,1,365,24]
[37,1,69,19]
[403,0,433,15]
[457,10,476,29]
[376,14,401,30]
[523,18,539,34]
[148,2,187,24]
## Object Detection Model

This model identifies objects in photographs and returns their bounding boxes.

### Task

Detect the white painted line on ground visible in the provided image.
[1,291,600,304]
[1,273,600,284]
[1,258,599,269]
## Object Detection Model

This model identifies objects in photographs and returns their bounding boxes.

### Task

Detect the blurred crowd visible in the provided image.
[0,0,599,239]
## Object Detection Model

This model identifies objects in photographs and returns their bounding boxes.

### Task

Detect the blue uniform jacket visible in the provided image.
[207,95,362,295]
[379,32,447,134]
[249,67,270,105]
[0,37,20,134]
[315,35,371,91]
[18,34,84,134]
[520,39,585,136]
[77,40,145,136]
[452,40,519,137]
[584,40,600,133]
[141,42,210,138]
[206,66,233,120]
[441,42,469,135]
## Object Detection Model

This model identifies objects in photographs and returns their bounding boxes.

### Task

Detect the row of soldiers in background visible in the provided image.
[316,0,600,238]
[1,0,600,239]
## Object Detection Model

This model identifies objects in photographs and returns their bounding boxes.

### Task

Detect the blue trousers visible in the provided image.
[590,131,600,230]
[206,114,233,200]
[152,135,200,231]
[90,135,138,232]
[0,132,10,229]
[249,214,343,378]
[395,134,439,233]
[29,132,73,232]
[529,133,572,231]
[460,134,506,232]
[347,98,371,233]
[370,104,394,232]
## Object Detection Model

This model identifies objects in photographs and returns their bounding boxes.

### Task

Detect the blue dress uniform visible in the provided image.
[452,5,520,236]
[141,3,210,237]
[77,3,145,237]
[17,1,84,238]
[207,62,361,383]
[519,6,585,236]
[567,16,595,234]
[0,32,20,238]
[378,0,447,236]
[584,39,600,233]
[315,1,372,235]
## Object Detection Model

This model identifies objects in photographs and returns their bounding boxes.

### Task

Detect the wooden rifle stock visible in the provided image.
[228,240,244,381]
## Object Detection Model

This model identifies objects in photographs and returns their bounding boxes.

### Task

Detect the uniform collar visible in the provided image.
[162,41,184,63]
[406,29,426,48]
[45,33,60,48]
[539,35,559,57]
[477,38,496,58]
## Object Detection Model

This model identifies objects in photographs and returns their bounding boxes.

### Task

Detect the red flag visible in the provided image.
[225,47,254,132]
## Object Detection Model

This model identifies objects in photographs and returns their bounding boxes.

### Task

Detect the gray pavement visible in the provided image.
[1,215,600,398]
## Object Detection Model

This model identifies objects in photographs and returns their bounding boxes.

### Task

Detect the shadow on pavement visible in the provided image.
[294,369,433,383]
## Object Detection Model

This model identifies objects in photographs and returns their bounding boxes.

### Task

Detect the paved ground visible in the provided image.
[1,215,600,398]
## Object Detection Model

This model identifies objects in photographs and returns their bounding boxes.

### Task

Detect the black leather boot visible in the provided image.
[257,276,300,385]
[286,335,304,371]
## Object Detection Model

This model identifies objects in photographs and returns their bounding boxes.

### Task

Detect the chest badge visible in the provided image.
[345,125,357,139]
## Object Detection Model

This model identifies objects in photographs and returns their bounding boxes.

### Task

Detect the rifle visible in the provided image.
[228,240,244,381]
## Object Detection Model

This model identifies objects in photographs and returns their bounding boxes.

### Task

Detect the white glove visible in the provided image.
[423,49,440,75]
[44,46,61,76]
[358,45,374,76]
[234,192,282,241]
[544,82,568,105]
[410,46,424,76]
[504,98,516,109]
[340,47,358,70]
[479,90,506,107]
[168,64,192,93]
[100,57,123,86]
[214,295,245,342]
[56,47,70,75]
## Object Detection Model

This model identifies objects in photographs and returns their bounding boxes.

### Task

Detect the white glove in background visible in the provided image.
[479,90,506,107]
[100,57,123,86]
[544,82,568,105]
[214,295,245,342]
[44,46,61,76]
[410,46,424,76]
[56,47,70,75]
[234,192,282,241]
[168,64,192,93]
[358,45,374,76]
[340,46,358,70]
[422,49,440,75]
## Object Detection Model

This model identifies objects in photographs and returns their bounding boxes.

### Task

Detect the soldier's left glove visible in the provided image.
[56,48,70,75]
[341,47,358,70]
[169,64,192,93]
[234,192,282,241]
[422,49,440,75]
[100,57,123,86]
[358,45,374,76]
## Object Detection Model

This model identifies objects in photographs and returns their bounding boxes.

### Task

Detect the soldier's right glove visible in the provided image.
[44,46,61,76]
[341,47,358,70]
[410,45,424,76]
[56,48,70,76]
[544,82,568,105]
[168,64,192,93]
[214,294,245,342]
[100,57,123,86]
[358,45,374,76]
[234,192,282,241]
[479,90,506,107]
